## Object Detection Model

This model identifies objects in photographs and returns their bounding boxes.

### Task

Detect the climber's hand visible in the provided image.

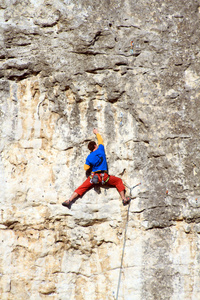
[93,128,98,135]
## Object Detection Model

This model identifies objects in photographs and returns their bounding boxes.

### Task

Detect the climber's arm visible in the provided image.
[93,128,104,145]
[96,133,104,145]
[83,129,104,171]
[84,164,90,171]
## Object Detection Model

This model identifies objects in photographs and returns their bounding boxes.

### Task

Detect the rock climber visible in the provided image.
[62,128,131,208]
[130,40,134,54]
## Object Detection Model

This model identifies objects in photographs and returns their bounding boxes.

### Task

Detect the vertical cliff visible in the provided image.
[0,0,200,299]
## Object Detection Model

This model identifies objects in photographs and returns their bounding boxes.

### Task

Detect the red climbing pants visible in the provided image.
[75,173,125,197]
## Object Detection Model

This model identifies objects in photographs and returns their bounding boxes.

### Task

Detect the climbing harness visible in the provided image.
[101,172,110,185]
[115,182,141,300]
[90,174,99,184]
[90,172,110,185]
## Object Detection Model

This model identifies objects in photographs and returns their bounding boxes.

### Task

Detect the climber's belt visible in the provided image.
[90,174,99,184]
[92,171,107,174]
[90,171,109,185]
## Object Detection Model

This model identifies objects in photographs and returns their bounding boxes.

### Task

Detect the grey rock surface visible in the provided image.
[0,0,200,299]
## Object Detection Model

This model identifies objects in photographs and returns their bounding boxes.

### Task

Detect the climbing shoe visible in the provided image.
[122,196,131,206]
[62,200,72,209]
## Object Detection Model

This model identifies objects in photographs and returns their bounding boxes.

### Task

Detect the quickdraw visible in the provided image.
[101,172,110,185]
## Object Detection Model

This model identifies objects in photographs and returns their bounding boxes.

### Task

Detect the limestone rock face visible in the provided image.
[0,0,200,299]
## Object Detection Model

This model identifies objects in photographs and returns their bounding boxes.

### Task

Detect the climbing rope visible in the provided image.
[115,182,141,300]
[123,181,141,198]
